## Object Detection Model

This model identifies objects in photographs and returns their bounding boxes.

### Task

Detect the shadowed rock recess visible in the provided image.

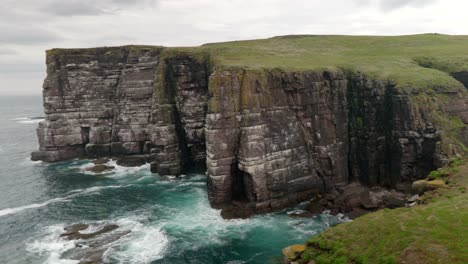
[32,45,468,217]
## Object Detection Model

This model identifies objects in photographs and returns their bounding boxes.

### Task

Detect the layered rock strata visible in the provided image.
[33,47,468,216]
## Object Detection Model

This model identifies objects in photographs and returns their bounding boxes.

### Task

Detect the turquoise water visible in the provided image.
[0,96,346,264]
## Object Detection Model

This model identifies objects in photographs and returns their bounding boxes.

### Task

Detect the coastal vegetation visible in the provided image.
[289,157,467,264]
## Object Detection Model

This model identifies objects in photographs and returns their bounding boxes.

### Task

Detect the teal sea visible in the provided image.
[0,96,346,264]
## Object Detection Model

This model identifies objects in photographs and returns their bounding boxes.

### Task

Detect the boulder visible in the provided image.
[407,194,419,203]
[282,244,306,262]
[360,191,378,210]
[412,179,448,194]
[427,180,448,189]
[383,194,407,208]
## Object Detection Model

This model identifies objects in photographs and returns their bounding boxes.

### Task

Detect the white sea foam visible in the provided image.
[107,160,150,178]
[27,225,79,264]
[20,156,44,166]
[13,117,44,124]
[106,219,169,264]
[176,181,206,187]
[0,184,132,218]
[77,185,130,195]
[286,209,308,215]
[27,217,168,264]
[77,159,150,177]
[0,198,70,217]
[78,224,107,234]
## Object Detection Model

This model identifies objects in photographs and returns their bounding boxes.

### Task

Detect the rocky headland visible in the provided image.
[32,35,468,218]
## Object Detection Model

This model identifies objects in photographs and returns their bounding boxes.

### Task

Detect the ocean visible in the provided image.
[0,96,345,264]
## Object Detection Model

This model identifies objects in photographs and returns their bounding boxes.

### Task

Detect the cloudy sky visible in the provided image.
[1,0,467,96]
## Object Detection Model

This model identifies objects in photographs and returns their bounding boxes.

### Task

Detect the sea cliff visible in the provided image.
[32,34,468,216]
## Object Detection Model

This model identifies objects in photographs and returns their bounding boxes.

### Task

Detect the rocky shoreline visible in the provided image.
[281,163,455,264]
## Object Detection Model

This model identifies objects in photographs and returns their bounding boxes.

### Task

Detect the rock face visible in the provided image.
[32,46,468,216]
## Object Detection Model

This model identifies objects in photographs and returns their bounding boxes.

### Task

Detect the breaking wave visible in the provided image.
[12,117,45,124]
[0,198,70,217]
[0,185,132,218]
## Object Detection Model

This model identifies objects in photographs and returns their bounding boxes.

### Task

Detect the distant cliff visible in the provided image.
[32,35,468,216]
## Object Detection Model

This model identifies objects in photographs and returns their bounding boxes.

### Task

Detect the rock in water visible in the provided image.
[116,156,147,167]
[60,223,130,264]
[61,224,119,240]
[92,159,110,165]
[86,164,115,174]
[62,223,89,235]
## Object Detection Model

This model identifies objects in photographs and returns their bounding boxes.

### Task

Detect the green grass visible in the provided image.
[427,157,464,180]
[196,34,468,92]
[302,158,468,264]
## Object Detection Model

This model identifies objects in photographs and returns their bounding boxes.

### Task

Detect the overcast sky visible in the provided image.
[1,0,467,96]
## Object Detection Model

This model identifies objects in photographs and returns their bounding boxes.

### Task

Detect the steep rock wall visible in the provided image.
[32,47,209,178]
[206,70,349,211]
[150,55,209,175]
[205,69,467,214]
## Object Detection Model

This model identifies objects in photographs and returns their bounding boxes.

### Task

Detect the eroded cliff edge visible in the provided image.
[32,44,468,216]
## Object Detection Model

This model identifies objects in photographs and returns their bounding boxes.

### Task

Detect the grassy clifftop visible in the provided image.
[199,34,468,93]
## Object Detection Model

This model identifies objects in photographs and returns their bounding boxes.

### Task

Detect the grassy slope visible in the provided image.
[198,34,468,93]
[301,159,468,264]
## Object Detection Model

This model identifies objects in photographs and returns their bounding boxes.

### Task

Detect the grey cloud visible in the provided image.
[39,0,158,16]
[0,63,45,74]
[0,48,18,55]
[0,25,63,45]
[379,0,437,11]
[40,1,104,16]
[352,0,437,11]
